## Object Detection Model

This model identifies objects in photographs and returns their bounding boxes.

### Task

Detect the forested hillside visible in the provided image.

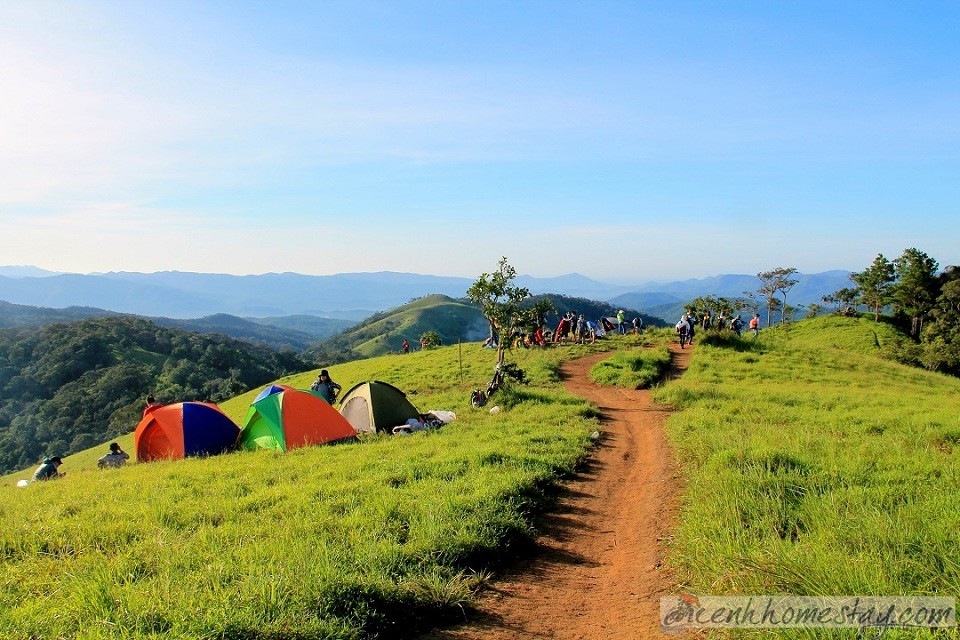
[0,317,311,473]
[0,300,344,353]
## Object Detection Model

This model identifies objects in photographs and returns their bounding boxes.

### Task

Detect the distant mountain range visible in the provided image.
[0,266,853,322]
[0,301,352,353]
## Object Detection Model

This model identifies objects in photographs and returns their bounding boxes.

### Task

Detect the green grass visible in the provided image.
[0,339,626,639]
[589,345,671,389]
[656,315,960,639]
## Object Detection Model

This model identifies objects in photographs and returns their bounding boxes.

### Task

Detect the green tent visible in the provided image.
[338,381,421,434]
[238,388,356,451]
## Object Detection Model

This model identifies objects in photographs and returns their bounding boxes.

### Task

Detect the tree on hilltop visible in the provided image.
[893,248,939,340]
[757,267,798,326]
[923,275,960,373]
[851,253,895,322]
[466,257,531,368]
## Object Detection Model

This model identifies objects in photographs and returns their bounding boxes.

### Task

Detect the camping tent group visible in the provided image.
[134,380,425,462]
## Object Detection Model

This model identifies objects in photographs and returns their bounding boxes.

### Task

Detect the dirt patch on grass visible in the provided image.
[421,344,690,639]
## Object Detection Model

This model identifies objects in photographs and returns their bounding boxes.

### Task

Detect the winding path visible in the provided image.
[423,344,690,639]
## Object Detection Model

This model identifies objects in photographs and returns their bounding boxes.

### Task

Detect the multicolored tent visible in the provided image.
[135,402,240,462]
[237,388,357,451]
[253,384,294,403]
[338,381,421,434]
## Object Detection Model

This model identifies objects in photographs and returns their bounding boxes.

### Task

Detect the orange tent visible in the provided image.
[236,388,357,451]
[135,402,240,462]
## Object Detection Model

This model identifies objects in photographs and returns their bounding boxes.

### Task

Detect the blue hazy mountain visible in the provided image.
[0,268,852,321]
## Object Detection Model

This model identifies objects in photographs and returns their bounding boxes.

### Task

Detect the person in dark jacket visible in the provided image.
[311,369,342,404]
[32,456,64,481]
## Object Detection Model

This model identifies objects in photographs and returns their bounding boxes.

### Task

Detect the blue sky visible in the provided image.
[1,1,957,283]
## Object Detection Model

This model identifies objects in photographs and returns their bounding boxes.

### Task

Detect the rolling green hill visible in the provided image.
[306,294,489,360]
[307,293,665,362]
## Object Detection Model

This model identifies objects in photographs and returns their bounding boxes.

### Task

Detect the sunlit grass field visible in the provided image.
[656,315,960,639]
[1,337,639,639]
[589,341,671,389]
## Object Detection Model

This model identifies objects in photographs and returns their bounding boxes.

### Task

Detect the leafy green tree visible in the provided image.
[757,267,799,325]
[921,268,960,373]
[805,303,823,319]
[851,253,896,321]
[466,257,531,367]
[419,330,442,349]
[830,287,861,314]
[893,248,939,339]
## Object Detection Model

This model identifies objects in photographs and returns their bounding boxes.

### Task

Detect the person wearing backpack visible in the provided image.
[731,315,743,336]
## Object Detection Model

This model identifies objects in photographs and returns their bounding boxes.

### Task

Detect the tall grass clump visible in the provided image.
[1,342,611,639]
[657,315,960,639]
[589,346,671,389]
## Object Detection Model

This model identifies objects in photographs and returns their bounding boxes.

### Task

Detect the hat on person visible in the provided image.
[49,456,63,465]
[320,370,329,377]
[109,442,121,452]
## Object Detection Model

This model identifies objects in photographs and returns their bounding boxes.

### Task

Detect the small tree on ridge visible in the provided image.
[466,257,531,367]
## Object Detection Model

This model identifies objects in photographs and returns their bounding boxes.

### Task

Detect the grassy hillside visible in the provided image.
[657,315,960,637]
[307,295,488,360]
[0,337,635,638]
[308,293,666,362]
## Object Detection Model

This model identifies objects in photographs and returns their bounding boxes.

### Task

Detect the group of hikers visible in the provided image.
[547,309,644,346]
[478,310,644,350]
[675,310,762,345]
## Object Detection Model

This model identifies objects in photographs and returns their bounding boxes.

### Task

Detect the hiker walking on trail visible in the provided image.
[311,370,342,404]
[750,314,761,337]
[685,312,697,344]
[575,314,587,344]
[98,443,130,469]
[401,339,410,354]
[731,315,743,336]
[554,313,571,343]
[616,309,626,335]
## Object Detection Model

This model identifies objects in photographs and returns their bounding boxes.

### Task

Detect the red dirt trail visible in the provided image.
[421,344,690,640]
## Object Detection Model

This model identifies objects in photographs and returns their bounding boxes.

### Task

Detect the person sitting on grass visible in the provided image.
[32,456,65,481]
[98,442,130,469]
